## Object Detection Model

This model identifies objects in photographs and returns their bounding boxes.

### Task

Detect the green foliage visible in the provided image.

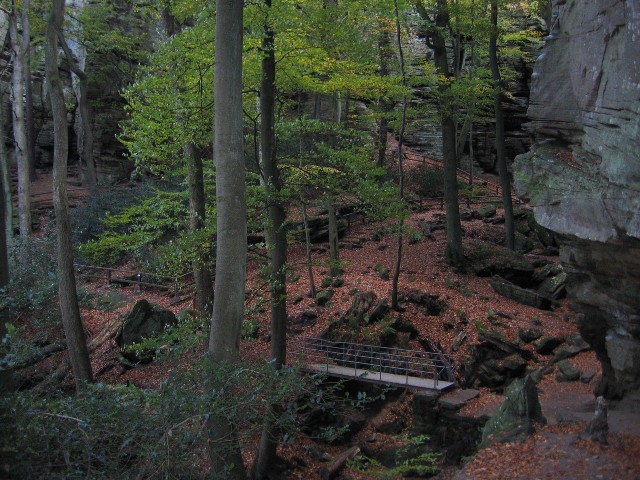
[86,291,128,312]
[0,323,28,371]
[1,231,60,328]
[374,263,390,281]
[120,16,215,172]
[121,312,209,361]
[0,360,310,479]
[409,164,445,198]
[241,318,261,341]
[78,185,214,276]
[348,434,439,479]
[73,0,152,94]
[71,183,153,245]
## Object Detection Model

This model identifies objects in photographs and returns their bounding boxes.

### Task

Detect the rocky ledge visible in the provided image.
[514,0,640,399]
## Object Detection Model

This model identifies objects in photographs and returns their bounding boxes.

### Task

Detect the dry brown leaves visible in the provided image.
[25,194,638,479]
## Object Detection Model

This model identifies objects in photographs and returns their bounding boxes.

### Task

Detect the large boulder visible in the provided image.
[514,0,640,399]
[480,375,546,448]
[115,299,178,363]
[461,332,533,389]
[490,277,553,310]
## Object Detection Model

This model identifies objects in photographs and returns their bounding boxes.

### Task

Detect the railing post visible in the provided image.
[106,268,111,286]
[135,273,141,293]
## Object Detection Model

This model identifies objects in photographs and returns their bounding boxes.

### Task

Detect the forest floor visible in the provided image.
[20,169,640,479]
[61,211,640,479]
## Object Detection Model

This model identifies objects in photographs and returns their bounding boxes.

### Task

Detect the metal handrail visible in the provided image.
[290,337,453,387]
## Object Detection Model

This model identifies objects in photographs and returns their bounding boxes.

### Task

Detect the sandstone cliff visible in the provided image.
[514,0,640,399]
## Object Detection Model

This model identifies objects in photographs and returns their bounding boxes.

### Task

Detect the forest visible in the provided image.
[1,0,640,479]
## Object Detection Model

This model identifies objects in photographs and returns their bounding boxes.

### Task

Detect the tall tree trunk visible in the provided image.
[8,9,31,236]
[22,0,36,182]
[207,0,246,477]
[185,143,213,313]
[253,4,288,473]
[56,31,97,189]
[391,0,407,311]
[298,96,317,297]
[0,172,10,393]
[302,201,317,297]
[489,0,514,250]
[327,201,340,277]
[376,28,392,168]
[46,0,93,392]
[0,80,12,247]
[431,0,464,266]
[0,162,7,287]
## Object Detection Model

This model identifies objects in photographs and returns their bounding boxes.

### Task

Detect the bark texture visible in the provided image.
[9,9,31,236]
[57,31,97,189]
[207,0,247,477]
[185,143,213,313]
[490,0,514,250]
[431,0,464,266]
[46,0,93,391]
[22,0,36,182]
[253,3,288,474]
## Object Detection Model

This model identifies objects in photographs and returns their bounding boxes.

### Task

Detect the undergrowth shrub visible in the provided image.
[0,360,310,479]
[408,165,445,198]
[347,434,439,478]
[71,182,153,246]
[2,229,60,328]
[76,184,215,278]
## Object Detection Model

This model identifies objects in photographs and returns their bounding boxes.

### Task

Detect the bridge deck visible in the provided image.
[305,363,455,391]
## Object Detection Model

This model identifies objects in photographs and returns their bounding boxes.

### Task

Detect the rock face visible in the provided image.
[513,0,640,398]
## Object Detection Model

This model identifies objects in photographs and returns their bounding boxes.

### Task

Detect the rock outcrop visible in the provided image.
[514,0,640,399]
[115,299,178,363]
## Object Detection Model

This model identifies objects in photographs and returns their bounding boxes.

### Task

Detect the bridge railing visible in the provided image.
[290,337,454,388]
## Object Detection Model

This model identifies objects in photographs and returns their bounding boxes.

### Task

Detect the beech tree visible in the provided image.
[252,1,288,475]
[489,0,515,249]
[0,19,12,249]
[206,0,247,476]
[57,26,97,189]
[414,0,464,266]
[21,0,36,182]
[0,170,8,392]
[45,0,93,391]
[7,3,31,236]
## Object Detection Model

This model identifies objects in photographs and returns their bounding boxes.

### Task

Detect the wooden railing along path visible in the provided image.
[74,264,192,299]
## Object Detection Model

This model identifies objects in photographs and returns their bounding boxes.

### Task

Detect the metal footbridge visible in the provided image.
[290,337,455,391]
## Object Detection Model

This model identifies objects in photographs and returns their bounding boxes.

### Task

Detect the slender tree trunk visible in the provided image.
[327,201,340,277]
[22,0,36,182]
[185,142,213,313]
[9,10,31,236]
[46,0,93,392]
[56,31,97,189]
[302,201,317,297]
[0,12,8,291]
[0,177,10,393]
[377,28,392,168]
[489,0,514,250]
[0,165,7,287]
[391,0,407,311]
[253,4,288,473]
[431,0,464,266]
[207,0,246,477]
[0,81,12,247]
